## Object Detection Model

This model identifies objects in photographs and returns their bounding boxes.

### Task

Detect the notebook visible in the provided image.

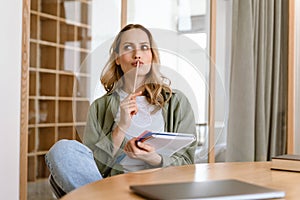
[120,131,195,166]
[136,131,196,156]
[129,179,285,200]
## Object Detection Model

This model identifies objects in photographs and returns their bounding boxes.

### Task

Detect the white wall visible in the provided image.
[0,1,22,199]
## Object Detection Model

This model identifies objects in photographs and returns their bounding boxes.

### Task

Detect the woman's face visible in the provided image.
[116,28,152,77]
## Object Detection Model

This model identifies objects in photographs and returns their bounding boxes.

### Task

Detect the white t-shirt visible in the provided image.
[115,89,164,172]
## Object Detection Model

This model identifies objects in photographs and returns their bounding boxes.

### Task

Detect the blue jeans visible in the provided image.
[45,139,103,193]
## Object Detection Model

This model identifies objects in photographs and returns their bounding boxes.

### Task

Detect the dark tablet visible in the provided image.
[130,179,285,200]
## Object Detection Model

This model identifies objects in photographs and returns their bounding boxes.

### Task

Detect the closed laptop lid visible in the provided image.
[130,179,285,200]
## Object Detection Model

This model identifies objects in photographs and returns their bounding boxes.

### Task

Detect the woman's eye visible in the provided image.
[123,45,133,51]
[141,45,150,50]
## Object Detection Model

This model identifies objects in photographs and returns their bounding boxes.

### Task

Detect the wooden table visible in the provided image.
[61,162,300,200]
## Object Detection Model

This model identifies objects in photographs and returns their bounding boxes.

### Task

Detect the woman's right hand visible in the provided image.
[118,91,142,132]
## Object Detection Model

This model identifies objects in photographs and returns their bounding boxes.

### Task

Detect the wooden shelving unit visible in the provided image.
[28,0,92,182]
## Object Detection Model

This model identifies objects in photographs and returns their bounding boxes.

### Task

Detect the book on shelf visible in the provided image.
[120,131,196,165]
[271,154,300,172]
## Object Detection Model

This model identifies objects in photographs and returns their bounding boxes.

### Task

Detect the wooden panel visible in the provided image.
[20,0,30,199]
[208,0,216,163]
[121,0,127,28]
[287,0,295,154]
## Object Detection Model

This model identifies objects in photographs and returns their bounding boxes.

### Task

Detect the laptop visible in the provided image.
[130,179,285,200]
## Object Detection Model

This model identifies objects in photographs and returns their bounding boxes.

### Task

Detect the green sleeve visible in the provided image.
[82,96,126,177]
[161,90,197,167]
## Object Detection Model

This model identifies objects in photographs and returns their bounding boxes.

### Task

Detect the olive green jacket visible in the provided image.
[83,89,197,178]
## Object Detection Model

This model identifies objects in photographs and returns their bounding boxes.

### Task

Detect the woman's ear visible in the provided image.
[115,57,120,65]
[115,52,120,65]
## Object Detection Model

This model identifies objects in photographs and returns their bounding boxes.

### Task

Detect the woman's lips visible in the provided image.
[132,61,143,67]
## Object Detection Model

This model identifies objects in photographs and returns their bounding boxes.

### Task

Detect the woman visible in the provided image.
[45,24,196,197]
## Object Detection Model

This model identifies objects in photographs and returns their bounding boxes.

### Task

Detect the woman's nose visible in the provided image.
[133,49,141,59]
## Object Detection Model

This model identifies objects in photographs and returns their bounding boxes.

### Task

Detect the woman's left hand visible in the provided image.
[124,138,162,167]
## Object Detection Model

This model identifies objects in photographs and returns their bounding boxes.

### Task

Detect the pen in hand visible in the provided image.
[133,60,140,93]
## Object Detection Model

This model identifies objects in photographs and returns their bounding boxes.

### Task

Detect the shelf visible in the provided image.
[38,100,55,123]
[37,127,55,151]
[30,13,38,39]
[27,156,36,181]
[30,1,93,28]
[40,44,56,70]
[60,0,92,25]
[59,74,74,97]
[29,99,36,124]
[79,1,91,25]
[28,0,92,182]
[30,43,37,68]
[60,0,76,23]
[28,128,35,153]
[60,21,75,46]
[29,96,89,102]
[41,0,58,16]
[40,72,56,96]
[59,47,75,71]
[79,28,91,49]
[31,10,91,29]
[37,155,50,179]
[58,100,73,123]
[58,126,74,140]
[29,71,36,96]
[30,38,91,53]
[28,122,86,128]
[40,16,57,43]
[31,0,38,11]
[30,67,90,77]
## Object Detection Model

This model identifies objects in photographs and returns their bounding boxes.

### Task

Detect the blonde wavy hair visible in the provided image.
[100,24,172,109]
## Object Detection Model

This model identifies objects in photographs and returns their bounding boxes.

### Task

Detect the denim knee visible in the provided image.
[45,139,101,193]
[45,139,92,166]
